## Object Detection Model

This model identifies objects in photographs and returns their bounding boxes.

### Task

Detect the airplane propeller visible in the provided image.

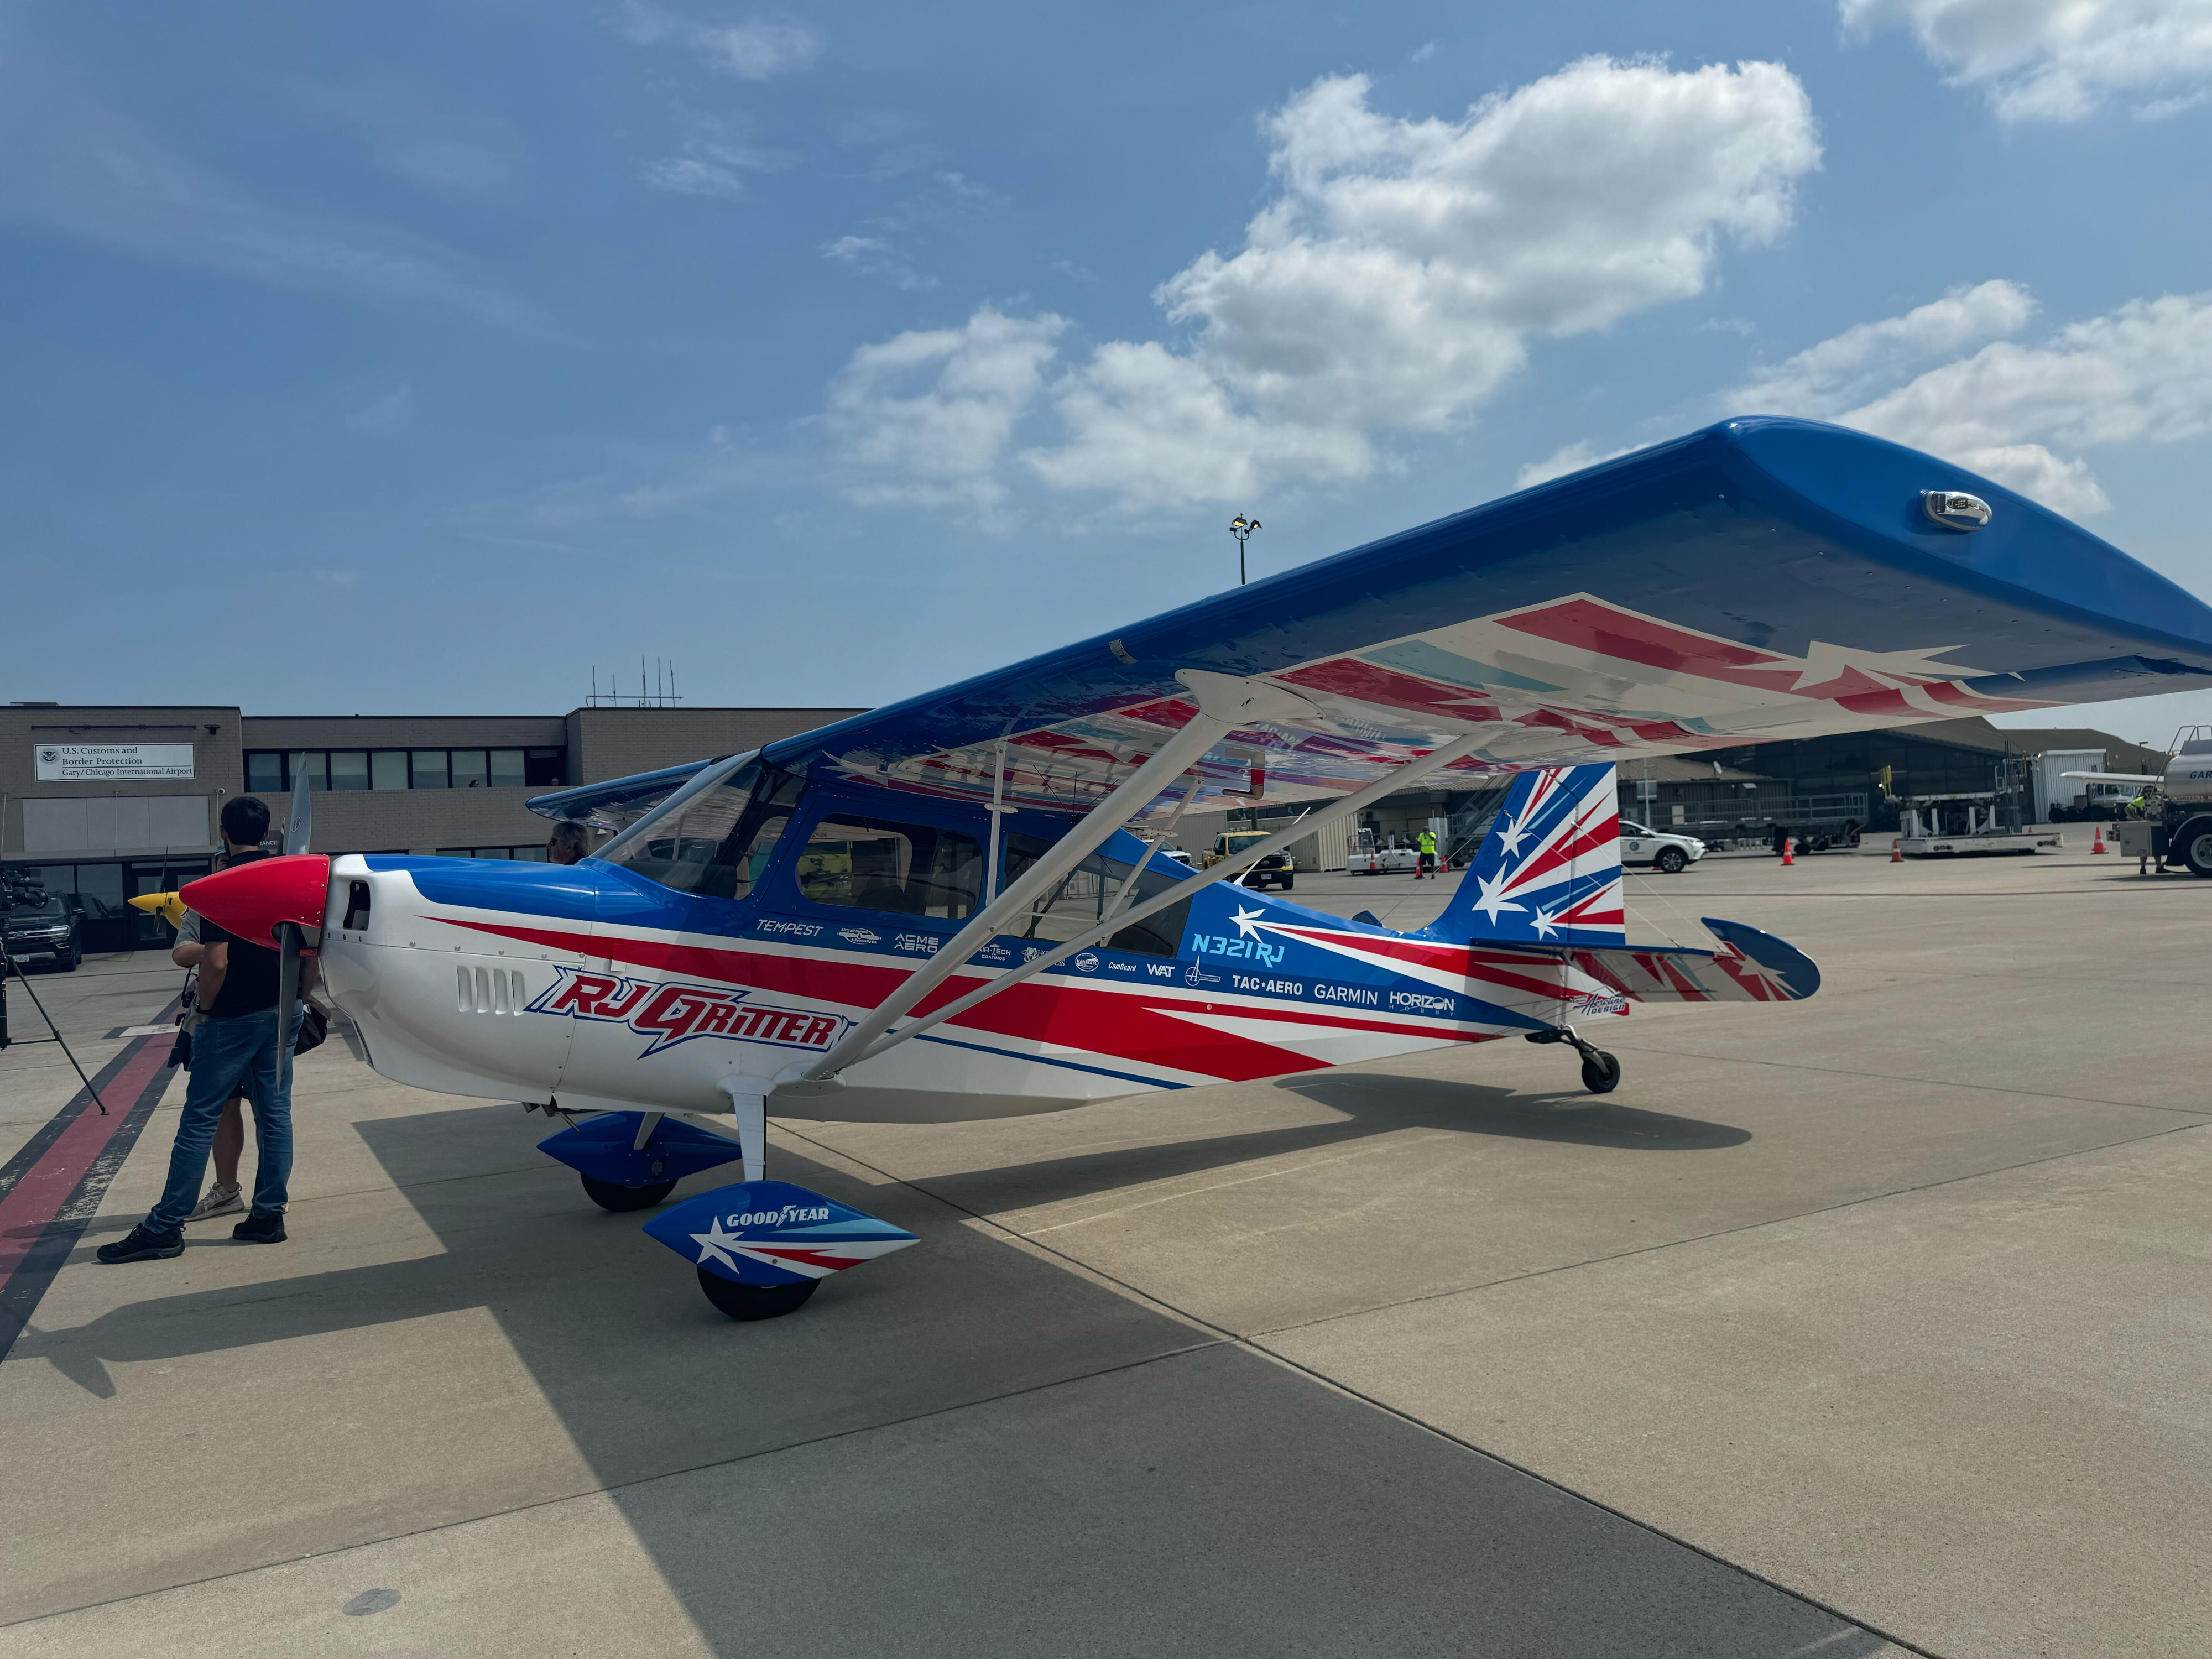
[274,769,312,1094]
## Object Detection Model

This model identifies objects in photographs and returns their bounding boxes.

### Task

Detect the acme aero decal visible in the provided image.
[526,969,851,1058]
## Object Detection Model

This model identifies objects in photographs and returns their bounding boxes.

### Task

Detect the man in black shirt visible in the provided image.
[101,795,306,1262]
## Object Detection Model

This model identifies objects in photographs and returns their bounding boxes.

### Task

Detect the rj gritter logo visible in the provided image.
[526,968,851,1057]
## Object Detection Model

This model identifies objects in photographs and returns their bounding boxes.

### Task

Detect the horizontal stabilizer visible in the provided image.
[1474,916,1819,1005]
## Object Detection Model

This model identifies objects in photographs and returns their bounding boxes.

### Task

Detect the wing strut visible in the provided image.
[790,670,1314,1085]
[833,725,1497,1073]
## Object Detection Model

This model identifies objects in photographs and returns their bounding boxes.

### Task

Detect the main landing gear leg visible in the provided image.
[692,1083,817,1320]
[729,1087,767,1185]
[1525,1025,1621,1094]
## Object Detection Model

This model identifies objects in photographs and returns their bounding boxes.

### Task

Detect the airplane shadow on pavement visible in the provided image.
[15,1088,1880,1658]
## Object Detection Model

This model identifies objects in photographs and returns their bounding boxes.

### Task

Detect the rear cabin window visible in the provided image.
[1004,834,1193,959]
[795,816,982,921]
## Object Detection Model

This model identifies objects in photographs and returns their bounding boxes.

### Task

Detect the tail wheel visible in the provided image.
[581,1173,677,1212]
[1654,847,1688,874]
[1579,1051,1621,1094]
[697,1268,818,1320]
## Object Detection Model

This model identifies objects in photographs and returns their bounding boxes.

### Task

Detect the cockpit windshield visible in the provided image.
[593,758,808,901]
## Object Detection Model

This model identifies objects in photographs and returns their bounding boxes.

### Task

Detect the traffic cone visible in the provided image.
[1781,837,1795,867]
[2092,825,2108,854]
[1890,837,1903,863]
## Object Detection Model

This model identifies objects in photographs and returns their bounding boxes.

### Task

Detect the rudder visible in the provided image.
[1418,764,1624,945]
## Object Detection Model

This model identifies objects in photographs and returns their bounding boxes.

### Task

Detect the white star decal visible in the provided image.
[690,1218,750,1271]
[1781,639,1978,692]
[1230,905,1266,939]
[1493,813,1531,859]
[1723,947,1796,996]
[1530,905,1561,940]
[1470,873,1527,925]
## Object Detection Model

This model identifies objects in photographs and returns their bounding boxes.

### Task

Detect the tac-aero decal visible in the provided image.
[525,968,851,1057]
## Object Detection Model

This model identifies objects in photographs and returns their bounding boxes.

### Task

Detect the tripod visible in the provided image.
[0,941,107,1115]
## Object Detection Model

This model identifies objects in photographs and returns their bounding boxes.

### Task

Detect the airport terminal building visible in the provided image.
[1,702,859,953]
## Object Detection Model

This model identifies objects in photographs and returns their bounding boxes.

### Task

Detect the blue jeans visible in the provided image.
[146,1006,297,1232]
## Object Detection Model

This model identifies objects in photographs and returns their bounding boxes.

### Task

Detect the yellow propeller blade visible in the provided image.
[128,892,190,928]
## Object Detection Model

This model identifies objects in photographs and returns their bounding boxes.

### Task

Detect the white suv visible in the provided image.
[1619,820,1706,874]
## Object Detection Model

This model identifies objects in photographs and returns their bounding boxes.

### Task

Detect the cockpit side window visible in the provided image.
[597,761,808,901]
[794,813,982,920]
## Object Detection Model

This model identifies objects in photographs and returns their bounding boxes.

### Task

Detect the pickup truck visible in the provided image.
[1207,830,1294,890]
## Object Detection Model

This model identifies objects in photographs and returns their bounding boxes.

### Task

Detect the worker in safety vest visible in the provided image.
[1416,827,1437,880]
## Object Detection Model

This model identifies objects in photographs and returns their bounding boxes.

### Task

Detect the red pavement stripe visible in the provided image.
[0,1036,173,1281]
[0,1006,182,1362]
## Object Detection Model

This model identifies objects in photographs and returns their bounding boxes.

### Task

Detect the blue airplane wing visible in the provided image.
[752,415,2212,820]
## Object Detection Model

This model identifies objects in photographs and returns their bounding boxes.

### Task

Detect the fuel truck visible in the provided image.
[2076,731,2212,875]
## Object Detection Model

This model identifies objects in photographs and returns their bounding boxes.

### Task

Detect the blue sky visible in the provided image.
[6,0,2212,745]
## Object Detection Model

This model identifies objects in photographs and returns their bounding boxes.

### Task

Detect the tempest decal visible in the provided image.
[527,968,849,1058]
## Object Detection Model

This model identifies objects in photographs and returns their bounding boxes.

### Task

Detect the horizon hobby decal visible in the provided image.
[526,968,852,1058]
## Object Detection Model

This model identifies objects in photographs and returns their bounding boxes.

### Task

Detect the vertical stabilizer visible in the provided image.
[1417,764,1624,944]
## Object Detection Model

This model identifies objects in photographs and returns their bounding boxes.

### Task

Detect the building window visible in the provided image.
[248,745,567,794]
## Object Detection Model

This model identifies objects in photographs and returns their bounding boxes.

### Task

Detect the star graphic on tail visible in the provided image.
[1471,872,1527,924]
[1230,905,1266,938]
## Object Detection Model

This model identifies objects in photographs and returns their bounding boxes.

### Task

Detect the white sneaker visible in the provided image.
[185,1183,244,1223]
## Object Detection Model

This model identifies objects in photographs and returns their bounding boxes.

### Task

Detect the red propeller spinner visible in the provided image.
[182,855,332,951]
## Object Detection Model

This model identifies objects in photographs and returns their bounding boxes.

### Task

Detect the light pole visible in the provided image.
[1228,514,1261,585]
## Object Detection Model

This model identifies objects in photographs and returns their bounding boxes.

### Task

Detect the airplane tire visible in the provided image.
[1654,847,1687,874]
[1579,1051,1621,1094]
[697,1268,818,1321]
[581,1174,677,1212]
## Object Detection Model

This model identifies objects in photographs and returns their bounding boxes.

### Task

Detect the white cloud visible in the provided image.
[346,384,414,434]
[1686,285,2212,518]
[831,57,1820,515]
[1832,292,2212,514]
[823,235,935,291]
[826,307,1067,516]
[1731,280,2035,411]
[1843,0,2212,121]
[617,6,822,79]
[1022,341,1374,505]
[640,118,795,199]
[1515,440,1629,489]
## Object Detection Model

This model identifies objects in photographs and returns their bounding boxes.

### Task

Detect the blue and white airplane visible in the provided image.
[187,418,2212,1321]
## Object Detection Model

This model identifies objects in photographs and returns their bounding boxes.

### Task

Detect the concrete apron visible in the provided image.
[0,847,2200,1657]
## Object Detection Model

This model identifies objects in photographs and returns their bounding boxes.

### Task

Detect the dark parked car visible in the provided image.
[3,891,82,972]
